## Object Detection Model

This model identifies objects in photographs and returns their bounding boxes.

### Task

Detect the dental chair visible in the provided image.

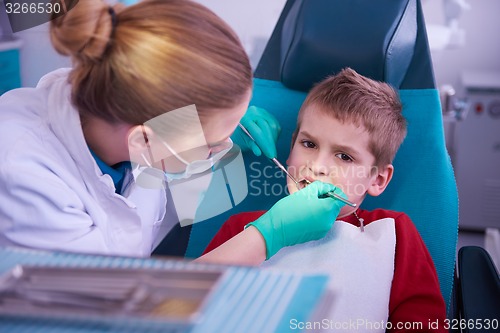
[457,246,500,332]
[182,0,459,309]
[160,0,497,324]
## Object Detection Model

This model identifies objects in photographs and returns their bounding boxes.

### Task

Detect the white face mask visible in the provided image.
[159,138,233,182]
[138,124,233,182]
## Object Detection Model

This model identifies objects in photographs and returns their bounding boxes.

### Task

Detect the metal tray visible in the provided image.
[0,264,225,330]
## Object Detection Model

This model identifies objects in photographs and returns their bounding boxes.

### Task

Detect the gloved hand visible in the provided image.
[247,181,347,259]
[231,106,281,159]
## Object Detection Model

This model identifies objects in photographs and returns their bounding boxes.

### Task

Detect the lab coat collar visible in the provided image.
[40,69,123,195]
[40,70,96,168]
[89,148,131,194]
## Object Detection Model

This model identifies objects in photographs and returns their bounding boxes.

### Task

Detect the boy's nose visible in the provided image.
[307,159,330,177]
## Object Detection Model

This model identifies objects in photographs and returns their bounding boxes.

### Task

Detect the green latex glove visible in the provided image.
[247,181,347,259]
[232,106,281,159]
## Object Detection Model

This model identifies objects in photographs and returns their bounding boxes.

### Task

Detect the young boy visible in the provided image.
[204,68,447,332]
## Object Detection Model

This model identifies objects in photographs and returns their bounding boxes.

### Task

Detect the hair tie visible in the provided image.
[108,7,118,38]
[102,6,118,56]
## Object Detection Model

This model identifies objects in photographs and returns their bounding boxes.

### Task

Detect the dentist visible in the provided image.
[0,0,343,264]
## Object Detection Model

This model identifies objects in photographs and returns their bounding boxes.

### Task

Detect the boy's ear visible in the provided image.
[367,164,394,197]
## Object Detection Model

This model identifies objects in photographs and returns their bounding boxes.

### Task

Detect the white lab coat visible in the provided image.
[0,69,175,257]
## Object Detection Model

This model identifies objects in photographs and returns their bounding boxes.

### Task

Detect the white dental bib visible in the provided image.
[261,218,396,332]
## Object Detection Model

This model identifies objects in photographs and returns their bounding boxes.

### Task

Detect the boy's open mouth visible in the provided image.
[297,179,312,190]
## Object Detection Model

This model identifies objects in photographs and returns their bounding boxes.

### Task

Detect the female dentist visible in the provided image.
[0,0,344,265]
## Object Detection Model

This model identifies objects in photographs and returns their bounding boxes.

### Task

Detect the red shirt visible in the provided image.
[204,209,447,332]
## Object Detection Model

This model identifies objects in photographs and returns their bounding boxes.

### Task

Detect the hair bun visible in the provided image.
[50,0,116,62]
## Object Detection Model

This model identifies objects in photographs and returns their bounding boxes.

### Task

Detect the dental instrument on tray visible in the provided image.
[0,265,221,319]
[237,123,357,208]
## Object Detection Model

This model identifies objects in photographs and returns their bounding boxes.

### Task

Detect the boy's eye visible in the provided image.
[300,140,316,149]
[336,153,353,162]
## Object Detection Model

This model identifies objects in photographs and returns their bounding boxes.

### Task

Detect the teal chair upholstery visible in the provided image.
[186,0,459,313]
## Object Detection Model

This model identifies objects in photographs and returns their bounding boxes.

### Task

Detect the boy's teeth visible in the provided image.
[298,179,311,189]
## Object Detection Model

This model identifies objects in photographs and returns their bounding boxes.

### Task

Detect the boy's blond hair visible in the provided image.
[295,68,406,168]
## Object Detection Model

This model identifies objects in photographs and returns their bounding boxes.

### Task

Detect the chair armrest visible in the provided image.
[457,246,500,332]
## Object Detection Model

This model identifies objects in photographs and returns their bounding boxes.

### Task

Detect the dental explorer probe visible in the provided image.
[237,123,357,208]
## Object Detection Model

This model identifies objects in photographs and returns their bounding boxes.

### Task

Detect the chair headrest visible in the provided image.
[279,0,418,91]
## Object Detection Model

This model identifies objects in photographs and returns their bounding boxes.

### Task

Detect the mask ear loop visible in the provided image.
[141,125,161,169]
[159,138,191,166]
[140,153,152,167]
